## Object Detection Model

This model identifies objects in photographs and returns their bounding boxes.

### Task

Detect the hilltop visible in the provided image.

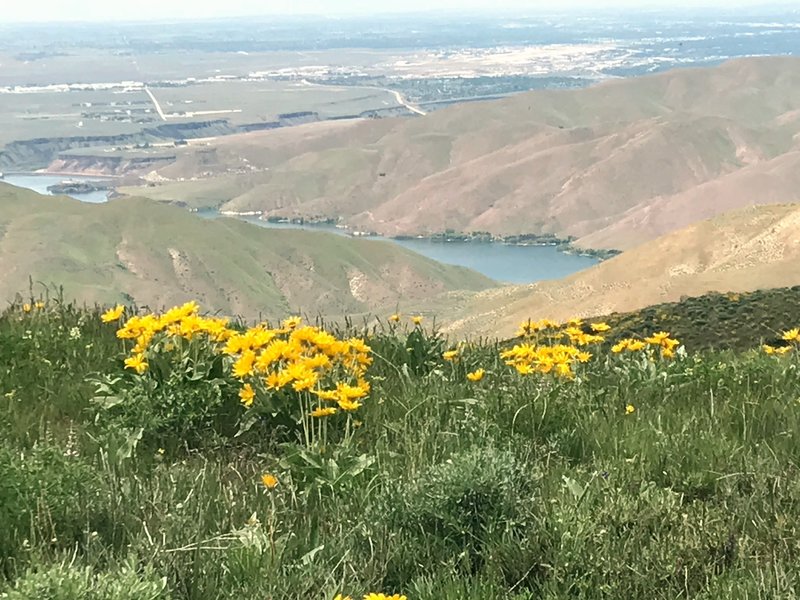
[435,203,800,338]
[0,183,493,317]
[118,57,800,249]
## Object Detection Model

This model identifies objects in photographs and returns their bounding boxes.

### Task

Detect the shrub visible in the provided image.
[3,561,170,600]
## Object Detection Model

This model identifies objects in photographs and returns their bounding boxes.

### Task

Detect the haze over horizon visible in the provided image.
[4,0,798,23]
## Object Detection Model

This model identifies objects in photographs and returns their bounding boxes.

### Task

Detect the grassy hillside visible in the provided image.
[436,203,800,339]
[587,287,800,352]
[0,183,493,318]
[2,298,800,599]
[119,57,800,249]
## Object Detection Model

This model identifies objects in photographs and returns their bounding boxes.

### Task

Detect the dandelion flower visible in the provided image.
[410,315,423,325]
[101,305,125,323]
[22,303,32,313]
[123,353,148,375]
[261,473,278,489]
[310,406,338,418]
[239,383,256,408]
[466,368,485,382]
[626,404,635,415]
[388,314,401,323]
[35,301,45,310]
[590,322,611,332]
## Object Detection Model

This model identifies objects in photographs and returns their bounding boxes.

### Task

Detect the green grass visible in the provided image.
[0,183,493,320]
[2,297,800,599]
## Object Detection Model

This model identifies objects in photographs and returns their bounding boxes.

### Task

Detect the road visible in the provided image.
[144,86,168,122]
[389,89,427,116]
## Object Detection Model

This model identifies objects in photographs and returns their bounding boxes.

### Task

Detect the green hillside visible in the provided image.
[0,183,493,318]
[2,297,800,598]
[593,287,800,352]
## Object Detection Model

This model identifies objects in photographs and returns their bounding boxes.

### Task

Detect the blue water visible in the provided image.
[5,179,598,285]
[3,174,111,203]
[206,212,598,284]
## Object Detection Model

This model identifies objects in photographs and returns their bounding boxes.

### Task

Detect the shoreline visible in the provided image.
[214,211,620,259]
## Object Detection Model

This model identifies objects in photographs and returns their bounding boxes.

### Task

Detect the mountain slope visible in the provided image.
[120,57,800,248]
[433,203,800,338]
[0,183,493,317]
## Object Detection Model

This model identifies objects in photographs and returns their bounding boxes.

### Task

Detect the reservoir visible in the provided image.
[3,173,111,204]
[4,174,599,284]
[206,213,599,284]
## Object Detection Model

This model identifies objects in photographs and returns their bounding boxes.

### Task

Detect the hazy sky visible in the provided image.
[3,0,790,22]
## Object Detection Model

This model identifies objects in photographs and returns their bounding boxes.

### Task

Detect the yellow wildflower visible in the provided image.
[782,328,800,343]
[35,301,45,310]
[776,346,793,356]
[626,404,635,415]
[627,340,647,352]
[124,353,148,375]
[239,383,255,408]
[763,344,777,355]
[338,399,362,412]
[363,594,408,600]
[443,349,460,361]
[410,315,423,325]
[282,316,302,330]
[334,596,353,600]
[388,314,401,323]
[516,319,539,337]
[611,339,630,353]
[644,331,671,345]
[22,303,32,313]
[466,368,485,382]
[310,406,338,418]
[232,350,256,379]
[261,473,278,489]
[590,322,611,332]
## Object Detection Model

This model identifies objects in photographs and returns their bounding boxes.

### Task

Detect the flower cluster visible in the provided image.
[763,328,800,355]
[613,331,681,359]
[224,316,372,416]
[501,342,592,379]
[108,301,232,375]
[502,318,609,378]
[104,302,372,417]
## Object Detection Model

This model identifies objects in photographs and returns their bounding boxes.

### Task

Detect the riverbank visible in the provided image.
[217,211,621,259]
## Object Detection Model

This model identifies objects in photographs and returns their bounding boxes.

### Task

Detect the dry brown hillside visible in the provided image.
[120,57,800,250]
[433,203,800,338]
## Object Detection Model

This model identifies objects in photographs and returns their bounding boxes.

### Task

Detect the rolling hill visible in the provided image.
[0,183,493,318]
[117,57,800,250]
[432,203,800,339]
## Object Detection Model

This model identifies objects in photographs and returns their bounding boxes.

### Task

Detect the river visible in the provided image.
[3,173,111,203]
[4,174,599,284]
